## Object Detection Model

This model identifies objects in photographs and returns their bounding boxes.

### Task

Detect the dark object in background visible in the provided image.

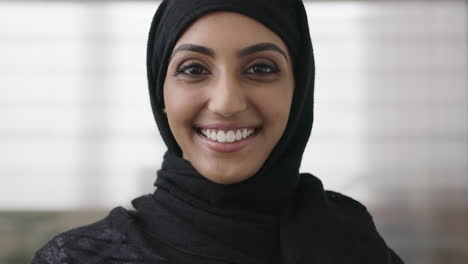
[0,211,105,264]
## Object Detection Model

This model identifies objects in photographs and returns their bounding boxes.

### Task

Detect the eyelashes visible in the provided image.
[176,62,210,76]
[245,62,279,74]
[173,60,280,78]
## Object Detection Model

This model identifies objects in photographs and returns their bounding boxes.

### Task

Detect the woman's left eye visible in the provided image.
[246,63,279,74]
[177,63,209,75]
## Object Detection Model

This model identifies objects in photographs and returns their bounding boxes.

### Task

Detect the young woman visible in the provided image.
[31,0,405,263]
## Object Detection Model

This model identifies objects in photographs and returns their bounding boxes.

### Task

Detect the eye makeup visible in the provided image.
[176,62,210,75]
[245,61,280,74]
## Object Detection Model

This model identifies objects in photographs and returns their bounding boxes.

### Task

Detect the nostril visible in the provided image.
[218,112,235,117]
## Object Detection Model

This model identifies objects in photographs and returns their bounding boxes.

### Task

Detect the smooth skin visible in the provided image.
[164,12,294,184]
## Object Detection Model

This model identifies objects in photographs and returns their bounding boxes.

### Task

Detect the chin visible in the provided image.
[198,165,256,185]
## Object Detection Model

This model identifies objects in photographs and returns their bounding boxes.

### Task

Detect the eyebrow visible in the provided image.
[238,42,288,62]
[170,42,289,63]
[171,44,215,59]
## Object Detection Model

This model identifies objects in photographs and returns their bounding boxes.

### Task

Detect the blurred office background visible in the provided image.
[0,0,466,263]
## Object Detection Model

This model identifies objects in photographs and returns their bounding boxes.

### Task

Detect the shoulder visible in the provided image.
[323,190,381,234]
[325,190,369,217]
[30,207,140,264]
[299,174,380,241]
[325,190,365,208]
[298,175,406,263]
[300,174,370,221]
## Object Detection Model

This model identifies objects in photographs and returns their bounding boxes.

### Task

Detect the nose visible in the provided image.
[207,73,247,117]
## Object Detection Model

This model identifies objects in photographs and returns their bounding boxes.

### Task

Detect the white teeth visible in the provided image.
[217,130,226,143]
[226,130,235,143]
[235,130,242,141]
[200,128,256,143]
[210,130,218,141]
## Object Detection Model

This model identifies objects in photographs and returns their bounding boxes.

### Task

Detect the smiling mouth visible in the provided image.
[195,127,259,143]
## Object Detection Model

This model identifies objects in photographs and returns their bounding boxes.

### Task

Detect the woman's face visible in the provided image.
[164,12,294,184]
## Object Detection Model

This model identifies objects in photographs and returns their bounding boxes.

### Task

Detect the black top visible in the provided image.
[31,174,404,264]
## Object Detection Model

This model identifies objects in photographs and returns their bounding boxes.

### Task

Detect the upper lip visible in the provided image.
[194,124,260,130]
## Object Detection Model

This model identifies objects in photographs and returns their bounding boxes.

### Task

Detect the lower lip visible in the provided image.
[196,131,258,153]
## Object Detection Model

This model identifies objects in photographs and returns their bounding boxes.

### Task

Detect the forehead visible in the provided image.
[174,11,288,53]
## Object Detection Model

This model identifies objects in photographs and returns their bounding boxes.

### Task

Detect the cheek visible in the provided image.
[164,81,203,126]
[164,84,197,152]
[257,82,294,126]
[277,77,295,119]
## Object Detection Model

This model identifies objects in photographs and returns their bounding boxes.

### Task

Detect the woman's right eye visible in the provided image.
[176,63,209,76]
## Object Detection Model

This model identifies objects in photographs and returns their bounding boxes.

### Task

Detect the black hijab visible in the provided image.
[147,0,314,210]
[132,0,402,263]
